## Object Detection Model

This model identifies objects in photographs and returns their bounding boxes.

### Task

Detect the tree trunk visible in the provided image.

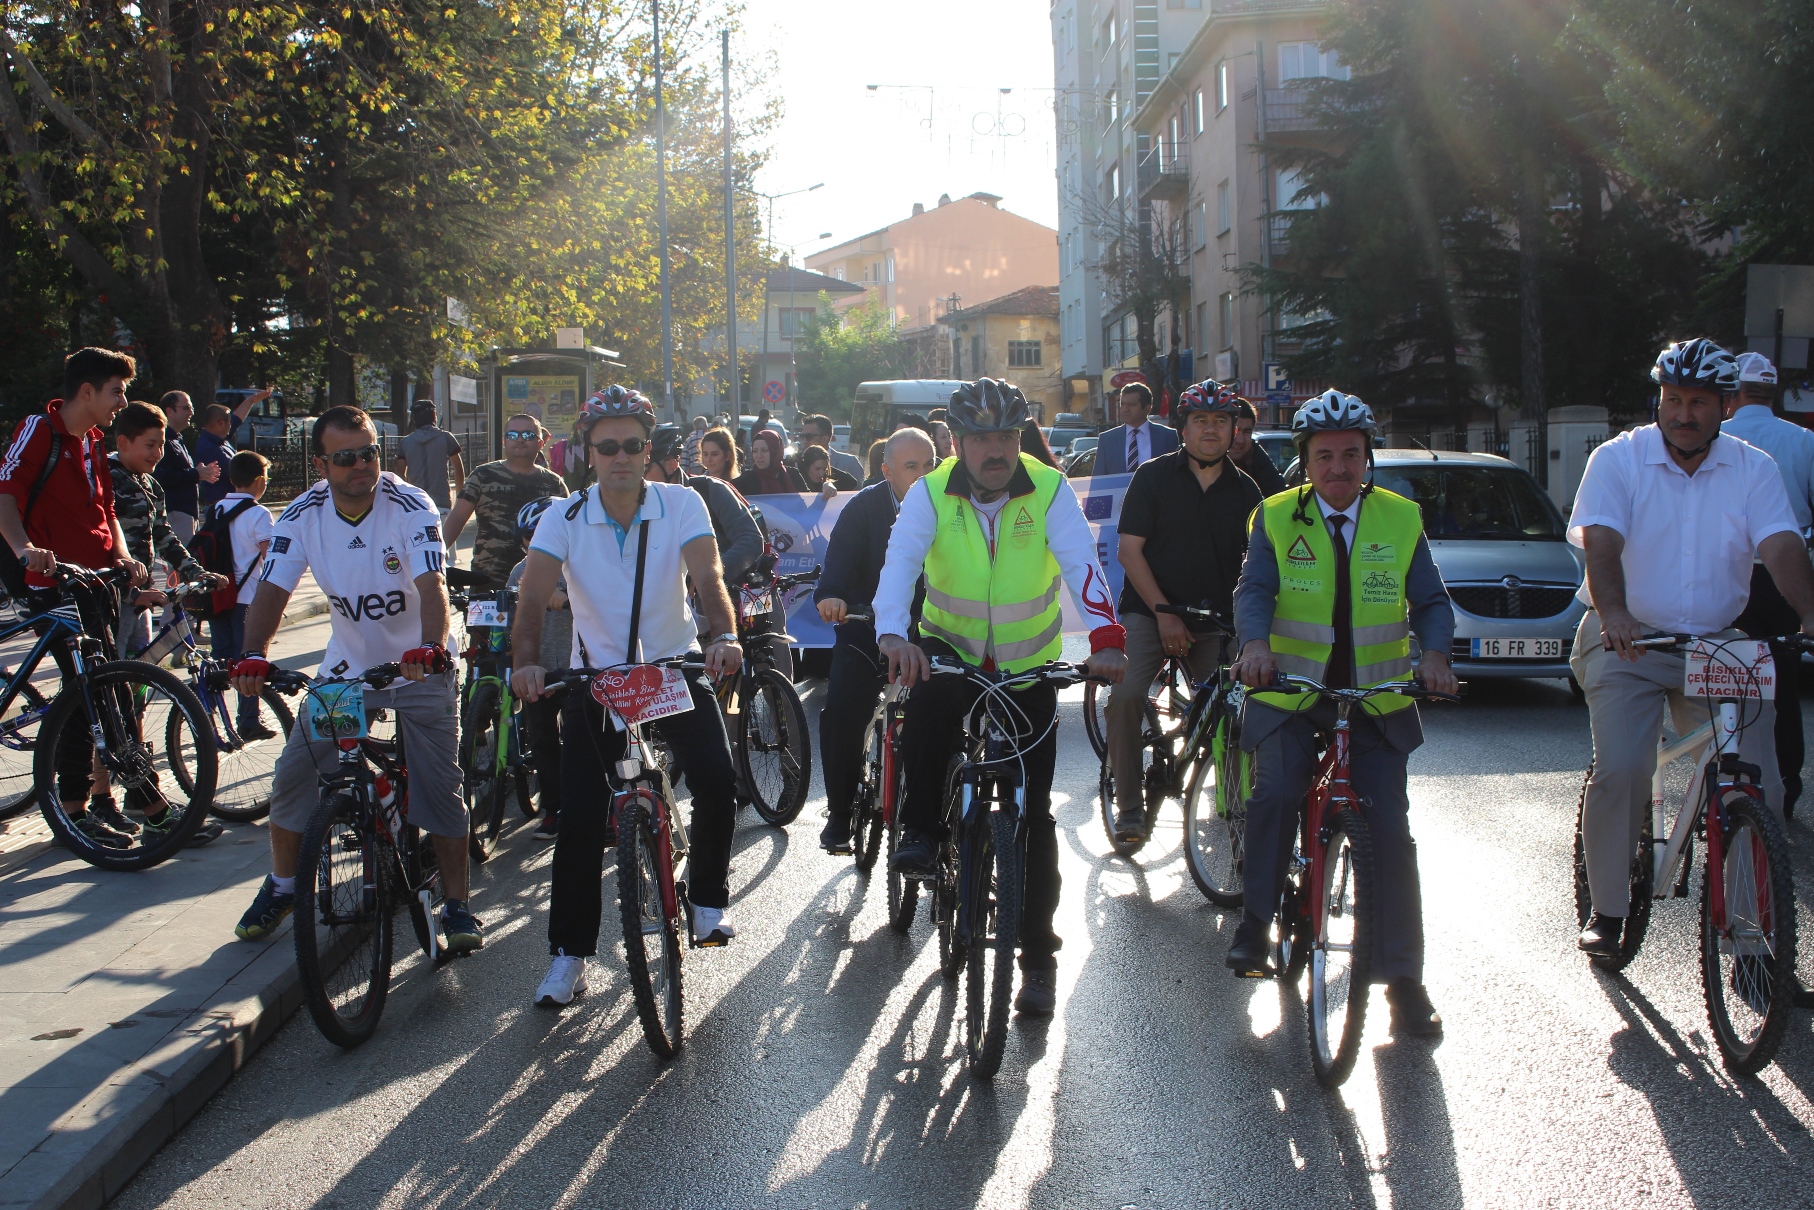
[389,367,412,433]
[157,0,228,403]
[326,127,358,409]
[1518,152,1547,486]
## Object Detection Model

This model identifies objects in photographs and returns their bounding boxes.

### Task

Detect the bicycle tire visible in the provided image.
[1571,762,1653,971]
[1181,702,1247,906]
[934,755,966,975]
[618,795,685,1059]
[1083,680,1108,759]
[462,683,505,863]
[965,809,1021,1080]
[1700,789,1797,1075]
[167,687,292,822]
[0,677,51,821]
[851,714,884,874]
[294,790,394,1048]
[741,667,811,826]
[35,661,216,871]
[883,733,920,932]
[1307,806,1374,1086]
[1276,878,1312,984]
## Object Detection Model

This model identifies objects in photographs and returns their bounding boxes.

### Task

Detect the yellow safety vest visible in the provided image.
[919,453,1066,673]
[1254,486,1421,713]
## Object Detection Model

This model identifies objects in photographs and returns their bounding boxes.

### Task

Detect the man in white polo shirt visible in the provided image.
[1569,339,1814,960]
[510,385,745,1008]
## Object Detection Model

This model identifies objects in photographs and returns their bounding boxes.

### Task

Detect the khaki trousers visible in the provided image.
[1571,612,1782,917]
[1106,613,1225,819]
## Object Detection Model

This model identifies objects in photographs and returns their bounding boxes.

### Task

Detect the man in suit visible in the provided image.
[1095,381,1180,475]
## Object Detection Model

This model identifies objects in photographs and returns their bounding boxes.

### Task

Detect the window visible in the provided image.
[1109,164,1121,199]
[1192,200,1207,249]
[1107,88,1119,127]
[952,336,962,377]
[886,254,895,283]
[973,334,985,375]
[1193,89,1204,134]
[1216,179,1231,233]
[1107,13,1116,46]
[1217,60,1229,111]
[1278,42,1349,82]
[1168,115,1180,164]
[1165,0,1203,8]
[1276,167,1321,209]
[1196,301,1209,350]
[779,308,814,339]
[1220,291,1235,345]
[1168,52,1180,73]
[830,266,845,281]
[1009,340,1043,367]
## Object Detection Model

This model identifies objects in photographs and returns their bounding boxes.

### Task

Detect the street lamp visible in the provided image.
[747,182,823,417]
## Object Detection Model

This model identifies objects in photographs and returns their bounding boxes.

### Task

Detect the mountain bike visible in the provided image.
[242,662,459,1048]
[1083,648,1192,760]
[1244,672,1458,1087]
[720,566,815,827]
[834,607,913,909]
[914,656,1096,1079]
[1570,633,1802,1075]
[449,571,531,862]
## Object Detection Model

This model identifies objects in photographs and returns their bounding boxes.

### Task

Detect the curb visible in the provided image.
[279,597,329,626]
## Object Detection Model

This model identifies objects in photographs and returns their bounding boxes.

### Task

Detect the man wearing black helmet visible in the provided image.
[875,377,1128,1017]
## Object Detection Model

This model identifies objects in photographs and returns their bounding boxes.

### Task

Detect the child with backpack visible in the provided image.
[198,451,274,737]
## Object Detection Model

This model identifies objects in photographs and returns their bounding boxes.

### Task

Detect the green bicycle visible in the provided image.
[450,570,532,862]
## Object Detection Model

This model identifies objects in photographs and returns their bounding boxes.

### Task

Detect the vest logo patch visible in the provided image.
[1360,571,1400,605]
[1012,506,1035,537]
[1285,535,1317,565]
[1358,542,1397,564]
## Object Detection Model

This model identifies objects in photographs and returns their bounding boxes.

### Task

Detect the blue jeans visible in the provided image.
[209,604,262,728]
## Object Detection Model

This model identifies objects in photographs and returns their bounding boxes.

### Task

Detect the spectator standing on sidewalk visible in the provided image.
[443,413,566,588]
[209,452,276,738]
[151,390,219,542]
[196,387,270,513]
[683,415,710,474]
[394,399,465,515]
[107,401,217,656]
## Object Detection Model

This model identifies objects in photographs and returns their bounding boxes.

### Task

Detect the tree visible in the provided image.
[793,295,905,420]
[1065,176,1190,403]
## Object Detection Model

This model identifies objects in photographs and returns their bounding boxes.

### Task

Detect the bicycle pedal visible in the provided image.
[692,929,732,949]
[1231,966,1275,980]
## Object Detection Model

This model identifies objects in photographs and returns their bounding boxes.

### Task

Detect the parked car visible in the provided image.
[1064,446,1097,477]
[1068,435,1099,458]
[1047,425,1094,457]
[1254,428,1295,473]
[215,388,288,447]
[831,424,852,453]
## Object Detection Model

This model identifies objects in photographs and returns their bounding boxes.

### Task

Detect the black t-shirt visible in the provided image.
[1116,449,1263,623]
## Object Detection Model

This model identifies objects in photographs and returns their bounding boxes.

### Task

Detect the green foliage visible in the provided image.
[792,296,907,421]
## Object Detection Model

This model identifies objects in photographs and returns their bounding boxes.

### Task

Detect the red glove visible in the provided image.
[230,654,273,680]
[401,644,451,675]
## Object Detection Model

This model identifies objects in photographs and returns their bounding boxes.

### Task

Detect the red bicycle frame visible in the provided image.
[1303,718,1355,934]
[614,785,680,922]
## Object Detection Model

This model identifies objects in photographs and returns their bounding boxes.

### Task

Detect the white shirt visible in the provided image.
[213,492,275,606]
[1316,493,1360,545]
[875,467,1120,643]
[1721,405,1814,532]
[1568,426,1798,634]
[529,482,715,668]
[263,474,446,677]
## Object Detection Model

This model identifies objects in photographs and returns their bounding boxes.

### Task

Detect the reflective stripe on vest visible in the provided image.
[919,453,1066,673]
[1255,486,1422,713]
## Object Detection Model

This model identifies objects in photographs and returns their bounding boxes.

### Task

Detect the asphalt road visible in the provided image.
[113,671,1814,1209]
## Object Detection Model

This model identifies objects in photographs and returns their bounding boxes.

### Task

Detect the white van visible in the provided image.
[851,380,967,447]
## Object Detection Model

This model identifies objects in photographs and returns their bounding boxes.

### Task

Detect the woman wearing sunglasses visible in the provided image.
[441,414,567,589]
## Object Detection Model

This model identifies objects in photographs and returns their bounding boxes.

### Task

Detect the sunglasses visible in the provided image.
[592,437,649,457]
[322,444,380,467]
[504,429,541,441]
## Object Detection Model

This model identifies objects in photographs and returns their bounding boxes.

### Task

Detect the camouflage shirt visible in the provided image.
[457,459,567,586]
[108,454,205,581]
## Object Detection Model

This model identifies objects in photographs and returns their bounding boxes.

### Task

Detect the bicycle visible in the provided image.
[911,656,1096,1079]
[1083,648,1192,761]
[448,569,532,862]
[833,606,914,914]
[1243,671,1459,1087]
[0,639,54,821]
[1570,633,1801,1075]
[242,661,460,1048]
[718,566,815,827]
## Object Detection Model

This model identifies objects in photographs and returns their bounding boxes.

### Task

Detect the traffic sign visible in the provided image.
[762,379,786,404]
[1264,362,1291,394]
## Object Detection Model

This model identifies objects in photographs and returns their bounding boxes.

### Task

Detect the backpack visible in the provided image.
[0,424,64,598]
[187,499,259,620]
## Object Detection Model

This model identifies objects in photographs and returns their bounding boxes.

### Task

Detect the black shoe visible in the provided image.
[889,831,937,876]
[1225,918,1271,976]
[819,812,853,855]
[1795,980,1814,1010]
[1015,969,1057,1016]
[236,719,279,742]
[534,812,559,840]
[1386,978,1444,1037]
[70,811,133,850]
[1578,913,1624,959]
[88,794,140,836]
[1111,806,1146,846]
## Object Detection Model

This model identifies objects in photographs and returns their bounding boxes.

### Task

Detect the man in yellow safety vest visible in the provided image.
[1227,390,1457,1036]
[873,377,1127,1017]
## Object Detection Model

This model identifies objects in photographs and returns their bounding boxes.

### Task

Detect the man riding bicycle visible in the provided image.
[877,378,1127,1016]
[1227,390,1455,1037]
[228,407,476,954]
[1570,339,1814,964]
[1107,379,1262,847]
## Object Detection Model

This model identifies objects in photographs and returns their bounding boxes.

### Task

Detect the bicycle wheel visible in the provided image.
[885,742,923,934]
[1308,807,1375,1087]
[1181,703,1247,906]
[1571,762,1653,971]
[294,791,394,1048]
[35,661,217,871]
[0,677,52,821]
[850,714,884,874]
[933,755,966,975]
[618,795,685,1059]
[462,683,506,863]
[1701,789,1797,1075]
[1083,680,1108,759]
[740,667,811,826]
[965,809,1021,1080]
[168,686,293,822]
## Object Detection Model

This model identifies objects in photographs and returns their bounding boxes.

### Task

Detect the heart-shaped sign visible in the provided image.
[591,664,693,724]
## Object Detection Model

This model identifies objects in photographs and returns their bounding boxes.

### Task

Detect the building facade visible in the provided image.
[936,285,1063,420]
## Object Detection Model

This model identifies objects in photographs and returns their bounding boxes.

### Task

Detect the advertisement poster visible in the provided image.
[749,472,1135,648]
[503,375,580,430]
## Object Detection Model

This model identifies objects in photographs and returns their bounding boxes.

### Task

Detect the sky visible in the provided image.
[731,0,1059,259]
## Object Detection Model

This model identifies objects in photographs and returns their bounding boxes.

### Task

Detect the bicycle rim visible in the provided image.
[934,755,965,975]
[464,687,503,862]
[1180,711,1246,906]
[294,793,393,1048]
[0,679,49,821]
[852,718,885,873]
[1082,681,1107,759]
[965,811,1020,1079]
[1571,762,1653,971]
[742,670,809,826]
[177,687,292,822]
[1309,808,1374,1087]
[886,803,921,935]
[1701,792,1797,1074]
[618,801,684,1059]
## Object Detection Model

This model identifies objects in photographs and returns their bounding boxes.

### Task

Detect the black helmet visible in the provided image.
[649,423,685,462]
[947,377,1030,435]
[1652,338,1740,395]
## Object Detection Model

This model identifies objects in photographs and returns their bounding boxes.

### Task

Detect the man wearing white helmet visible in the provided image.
[1227,389,1457,1036]
[1724,351,1814,816]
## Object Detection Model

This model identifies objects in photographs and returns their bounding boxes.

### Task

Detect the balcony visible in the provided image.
[1265,213,1296,256]
[1137,140,1189,203]
[1263,86,1323,134]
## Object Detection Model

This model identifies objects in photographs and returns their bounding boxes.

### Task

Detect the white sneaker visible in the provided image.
[692,905,735,946]
[535,953,588,1008]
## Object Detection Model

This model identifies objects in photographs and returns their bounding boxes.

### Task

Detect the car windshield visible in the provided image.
[1369,464,1565,540]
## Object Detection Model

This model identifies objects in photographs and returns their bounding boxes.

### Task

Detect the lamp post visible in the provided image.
[654,0,675,421]
[747,182,823,419]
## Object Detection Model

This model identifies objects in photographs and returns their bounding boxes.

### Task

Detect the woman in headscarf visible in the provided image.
[733,428,807,495]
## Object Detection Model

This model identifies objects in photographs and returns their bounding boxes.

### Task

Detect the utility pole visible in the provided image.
[654,0,675,421]
[722,29,737,420]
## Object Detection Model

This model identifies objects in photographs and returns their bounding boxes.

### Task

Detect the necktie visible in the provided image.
[1328,513,1353,689]
[1128,427,1140,472]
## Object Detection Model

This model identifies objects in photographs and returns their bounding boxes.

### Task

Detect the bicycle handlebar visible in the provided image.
[773,565,821,591]
[210,662,405,694]
[1265,672,1463,705]
[1151,603,1234,632]
[542,655,708,699]
[927,655,1100,689]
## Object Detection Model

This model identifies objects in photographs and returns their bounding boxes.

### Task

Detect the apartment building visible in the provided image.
[937,285,1064,419]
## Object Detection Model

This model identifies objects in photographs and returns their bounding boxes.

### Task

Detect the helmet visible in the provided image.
[1651,338,1739,394]
[1176,378,1244,417]
[1737,351,1778,386]
[947,377,1030,435]
[1292,389,1378,444]
[516,495,559,540]
[649,422,685,463]
[576,384,654,437]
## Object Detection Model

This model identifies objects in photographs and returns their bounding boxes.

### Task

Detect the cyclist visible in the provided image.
[1569,339,1814,965]
[506,496,569,839]
[1230,399,1287,496]
[227,406,477,955]
[877,378,1127,1017]
[1226,390,1455,1037]
[107,400,220,657]
[645,422,765,587]
[1107,380,1262,846]
[442,413,566,588]
[813,426,937,853]
[510,386,745,1009]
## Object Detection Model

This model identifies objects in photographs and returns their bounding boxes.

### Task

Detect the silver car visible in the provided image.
[1366,450,1585,685]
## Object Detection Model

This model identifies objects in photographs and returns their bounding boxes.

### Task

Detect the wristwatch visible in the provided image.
[711,633,741,645]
